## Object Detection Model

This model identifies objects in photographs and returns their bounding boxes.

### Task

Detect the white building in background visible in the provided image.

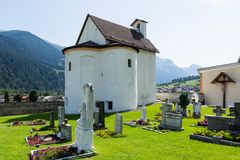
[63,14,159,114]
[198,58,240,108]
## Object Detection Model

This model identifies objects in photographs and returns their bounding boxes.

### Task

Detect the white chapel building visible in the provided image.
[63,14,159,114]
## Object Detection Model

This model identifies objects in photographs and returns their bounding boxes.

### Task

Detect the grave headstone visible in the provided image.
[234,102,240,130]
[141,107,146,120]
[161,103,167,126]
[175,104,181,113]
[74,83,94,152]
[50,111,55,128]
[160,102,183,130]
[115,113,123,134]
[98,105,105,128]
[61,123,72,141]
[229,105,235,116]
[58,106,65,128]
[193,102,201,118]
[213,106,226,116]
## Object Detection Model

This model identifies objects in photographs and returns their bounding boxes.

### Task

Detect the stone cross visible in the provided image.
[115,113,123,134]
[213,105,226,116]
[193,102,201,118]
[58,106,65,128]
[49,111,55,128]
[74,83,94,152]
[234,102,240,130]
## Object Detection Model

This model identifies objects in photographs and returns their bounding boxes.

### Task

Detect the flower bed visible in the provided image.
[124,119,150,127]
[29,145,94,160]
[190,129,240,147]
[143,125,171,134]
[11,119,46,126]
[26,134,66,146]
[197,119,208,126]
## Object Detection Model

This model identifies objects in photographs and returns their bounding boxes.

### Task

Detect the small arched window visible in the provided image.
[69,62,71,71]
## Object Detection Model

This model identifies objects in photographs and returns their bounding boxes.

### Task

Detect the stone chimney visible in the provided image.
[131,19,148,38]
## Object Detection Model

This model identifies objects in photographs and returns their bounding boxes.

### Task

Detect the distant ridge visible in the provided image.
[156,56,201,84]
[0,30,64,91]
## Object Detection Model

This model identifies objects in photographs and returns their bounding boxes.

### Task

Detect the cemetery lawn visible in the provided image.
[0,103,239,160]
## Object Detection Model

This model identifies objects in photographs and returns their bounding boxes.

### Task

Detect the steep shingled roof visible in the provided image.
[76,14,159,53]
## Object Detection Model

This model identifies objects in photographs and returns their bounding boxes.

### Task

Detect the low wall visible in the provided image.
[156,92,204,104]
[0,102,64,116]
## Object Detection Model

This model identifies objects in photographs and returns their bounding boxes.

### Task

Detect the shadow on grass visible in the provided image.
[2,112,79,123]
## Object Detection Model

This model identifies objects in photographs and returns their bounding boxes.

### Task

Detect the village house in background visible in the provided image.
[198,57,240,107]
[63,14,159,114]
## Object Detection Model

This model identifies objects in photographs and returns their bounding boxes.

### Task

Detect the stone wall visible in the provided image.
[0,102,64,116]
[156,93,204,104]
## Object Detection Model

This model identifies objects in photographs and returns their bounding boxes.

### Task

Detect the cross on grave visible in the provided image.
[213,106,226,116]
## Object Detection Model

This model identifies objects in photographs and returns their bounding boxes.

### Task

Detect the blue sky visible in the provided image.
[1,0,240,67]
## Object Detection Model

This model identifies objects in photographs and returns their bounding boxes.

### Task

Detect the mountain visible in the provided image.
[0,30,64,91]
[156,56,201,84]
[183,64,201,76]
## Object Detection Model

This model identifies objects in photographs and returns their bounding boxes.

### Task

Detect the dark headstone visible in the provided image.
[234,102,240,130]
[213,106,226,116]
[205,115,235,131]
[50,111,55,128]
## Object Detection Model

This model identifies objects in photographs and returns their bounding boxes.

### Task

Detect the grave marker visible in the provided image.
[50,111,55,128]
[213,106,226,116]
[58,106,65,128]
[115,113,123,134]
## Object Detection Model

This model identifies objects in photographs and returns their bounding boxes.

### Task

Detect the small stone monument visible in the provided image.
[141,107,146,120]
[61,123,72,141]
[115,113,123,134]
[234,102,240,130]
[49,111,55,128]
[213,106,226,116]
[74,83,94,152]
[58,106,65,128]
[175,103,181,113]
[193,102,201,118]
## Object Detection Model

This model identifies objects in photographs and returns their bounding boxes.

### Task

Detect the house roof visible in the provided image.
[211,72,236,84]
[75,14,159,53]
[198,62,240,72]
[62,40,139,52]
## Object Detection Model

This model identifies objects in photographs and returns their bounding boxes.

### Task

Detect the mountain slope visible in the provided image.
[156,56,201,84]
[0,30,64,91]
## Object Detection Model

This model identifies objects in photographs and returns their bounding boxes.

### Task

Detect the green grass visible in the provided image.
[0,103,239,160]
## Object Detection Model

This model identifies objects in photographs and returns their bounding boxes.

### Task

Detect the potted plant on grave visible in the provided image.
[179,93,189,117]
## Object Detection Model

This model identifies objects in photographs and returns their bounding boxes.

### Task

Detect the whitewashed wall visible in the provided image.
[137,50,156,106]
[78,18,107,45]
[65,47,138,114]
[200,65,240,106]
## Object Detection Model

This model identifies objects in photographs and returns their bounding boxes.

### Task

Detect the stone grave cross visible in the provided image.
[213,105,226,116]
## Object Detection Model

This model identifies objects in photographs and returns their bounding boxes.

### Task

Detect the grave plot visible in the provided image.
[29,145,94,160]
[26,107,72,146]
[190,102,240,147]
[11,119,46,126]
[124,107,150,127]
[29,84,95,160]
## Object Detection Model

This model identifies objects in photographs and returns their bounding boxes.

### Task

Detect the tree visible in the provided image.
[4,91,9,103]
[179,93,190,116]
[29,91,38,102]
[14,94,22,102]
[43,92,49,96]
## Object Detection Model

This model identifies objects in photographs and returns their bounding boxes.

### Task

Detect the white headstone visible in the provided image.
[115,113,123,134]
[193,102,201,118]
[74,83,94,152]
[141,108,146,120]
[58,106,65,128]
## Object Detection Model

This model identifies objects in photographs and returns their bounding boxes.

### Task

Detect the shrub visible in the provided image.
[13,94,22,102]
[179,93,189,109]
[4,91,9,102]
[29,91,38,102]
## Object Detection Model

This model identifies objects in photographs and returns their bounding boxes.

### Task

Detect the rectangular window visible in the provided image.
[69,62,71,71]
[128,59,132,68]
[108,101,113,110]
